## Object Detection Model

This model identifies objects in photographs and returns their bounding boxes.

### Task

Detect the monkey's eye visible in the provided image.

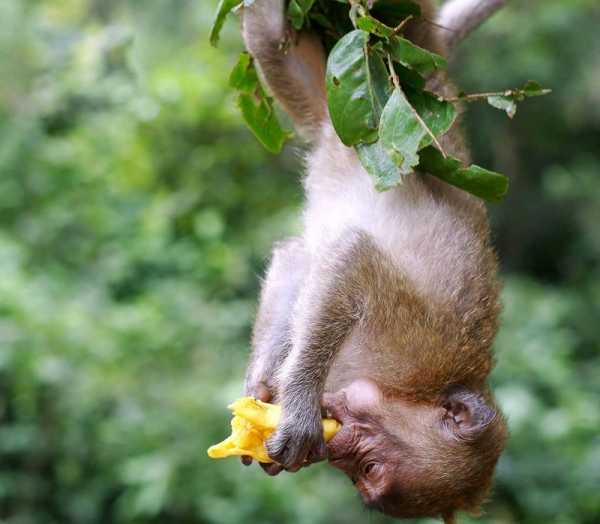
[363,462,377,476]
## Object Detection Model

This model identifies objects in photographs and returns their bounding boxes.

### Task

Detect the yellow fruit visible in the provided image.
[207,397,341,464]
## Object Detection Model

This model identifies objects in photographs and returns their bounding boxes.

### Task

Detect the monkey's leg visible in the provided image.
[267,230,395,470]
[242,0,327,138]
[245,238,309,400]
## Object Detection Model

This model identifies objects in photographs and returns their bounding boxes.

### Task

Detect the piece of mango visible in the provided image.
[207,397,341,464]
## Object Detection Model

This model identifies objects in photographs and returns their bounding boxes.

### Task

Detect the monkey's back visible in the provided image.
[302,122,496,310]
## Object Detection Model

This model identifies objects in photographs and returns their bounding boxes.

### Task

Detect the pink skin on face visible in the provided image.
[321,380,393,504]
[321,379,384,458]
[246,380,385,476]
[322,379,383,423]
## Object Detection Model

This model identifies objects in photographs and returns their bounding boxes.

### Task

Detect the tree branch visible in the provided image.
[437,0,506,53]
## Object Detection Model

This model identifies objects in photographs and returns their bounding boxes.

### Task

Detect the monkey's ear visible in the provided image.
[441,386,497,439]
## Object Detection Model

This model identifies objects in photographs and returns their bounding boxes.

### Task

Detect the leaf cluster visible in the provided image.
[210,0,550,200]
[1,1,600,523]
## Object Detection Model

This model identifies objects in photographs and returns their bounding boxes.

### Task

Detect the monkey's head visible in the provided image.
[322,380,507,521]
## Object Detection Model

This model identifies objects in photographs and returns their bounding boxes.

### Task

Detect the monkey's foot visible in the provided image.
[207,397,340,464]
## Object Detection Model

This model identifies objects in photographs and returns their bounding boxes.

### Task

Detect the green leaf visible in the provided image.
[522,80,552,97]
[406,88,457,148]
[418,146,509,202]
[486,81,550,118]
[326,30,392,146]
[356,15,395,38]
[356,140,403,191]
[394,63,426,90]
[230,54,290,153]
[379,88,456,174]
[487,95,517,118]
[229,52,259,94]
[309,12,335,31]
[387,36,447,76]
[209,0,241,47]
[237,92,290,154]
[379,88,422,173]
[288,0,316,30]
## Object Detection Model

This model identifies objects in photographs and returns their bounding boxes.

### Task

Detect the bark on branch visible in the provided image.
[438,0,507,53]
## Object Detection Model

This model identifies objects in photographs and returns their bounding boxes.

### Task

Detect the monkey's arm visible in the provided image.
[246,238,309,400]
[267,231,392,470]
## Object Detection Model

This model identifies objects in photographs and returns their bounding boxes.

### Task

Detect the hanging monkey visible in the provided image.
[241,1,508,521]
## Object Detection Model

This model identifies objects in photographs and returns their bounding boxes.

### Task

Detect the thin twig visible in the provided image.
[391,15,414,37]
[421,18,459,34]
[445,87,552,103]
[386,54,401,89]
[348,0,361,28]
[446,91,510,102]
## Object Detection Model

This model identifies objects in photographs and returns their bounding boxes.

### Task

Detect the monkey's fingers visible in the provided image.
[266,431,304,469]
[240,455,283,475]
[307,440,328,463]
[260,462,284,476]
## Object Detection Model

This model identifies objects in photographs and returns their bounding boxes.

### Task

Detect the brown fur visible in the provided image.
[241,0,507,521]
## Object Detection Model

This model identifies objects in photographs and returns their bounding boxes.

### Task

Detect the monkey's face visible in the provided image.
[322,382,507,518]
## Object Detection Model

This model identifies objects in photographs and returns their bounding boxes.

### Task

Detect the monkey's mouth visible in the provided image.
[324,417,366,463]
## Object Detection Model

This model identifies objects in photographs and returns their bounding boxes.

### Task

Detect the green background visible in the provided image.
[1,1,599,523]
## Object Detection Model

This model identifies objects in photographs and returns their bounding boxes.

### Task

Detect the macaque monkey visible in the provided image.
[241,0,508,521]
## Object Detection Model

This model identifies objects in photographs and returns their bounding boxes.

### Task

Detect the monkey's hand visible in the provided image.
[266,399,327,471]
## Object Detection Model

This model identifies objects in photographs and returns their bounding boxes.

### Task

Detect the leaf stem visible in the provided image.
[391,15,414,37]
[386,52,401,89]
[348,0,362,28]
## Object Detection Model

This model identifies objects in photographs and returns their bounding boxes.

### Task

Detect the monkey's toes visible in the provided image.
[308,439,328,463]
[259,462,284,476]
[265,432,299,469]
[266,423,327,470]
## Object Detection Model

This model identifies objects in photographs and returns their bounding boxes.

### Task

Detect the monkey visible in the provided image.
[240,0,508,521]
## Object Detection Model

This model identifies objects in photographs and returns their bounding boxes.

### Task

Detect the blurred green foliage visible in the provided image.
[0,1,598,523]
